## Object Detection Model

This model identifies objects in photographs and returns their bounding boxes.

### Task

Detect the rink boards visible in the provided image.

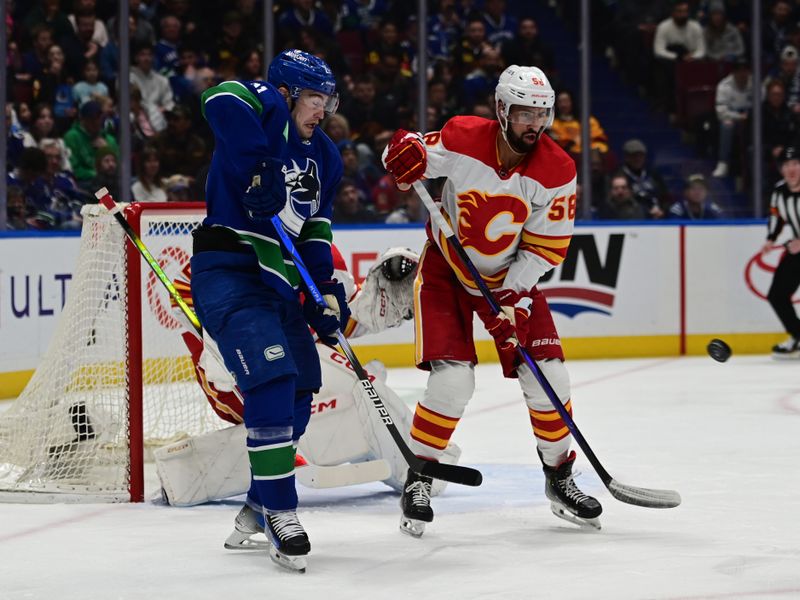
[0,221,788,398]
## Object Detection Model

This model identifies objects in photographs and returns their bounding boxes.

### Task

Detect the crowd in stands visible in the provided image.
[4,0,799,230]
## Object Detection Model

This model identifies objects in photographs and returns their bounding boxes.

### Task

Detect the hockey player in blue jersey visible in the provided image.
[190,49,346,573]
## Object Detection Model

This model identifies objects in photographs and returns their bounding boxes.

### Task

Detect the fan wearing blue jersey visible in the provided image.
[190,49,345,573]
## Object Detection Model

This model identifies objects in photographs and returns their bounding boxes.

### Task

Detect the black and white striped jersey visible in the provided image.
[767,181,800,241]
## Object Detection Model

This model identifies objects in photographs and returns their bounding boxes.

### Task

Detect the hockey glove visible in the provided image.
[303,279,352,346]
[242,158,286,222]
[485,289,530,351]
[382,129,427,191]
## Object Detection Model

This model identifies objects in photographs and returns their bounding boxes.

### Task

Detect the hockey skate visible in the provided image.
[772,336,800,359]
[224,504,268,550]
[399,468,434,538]
[541,451,602,531]
[265,510,311,573]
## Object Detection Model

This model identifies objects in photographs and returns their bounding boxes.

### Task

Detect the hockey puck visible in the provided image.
[707,338,732,363]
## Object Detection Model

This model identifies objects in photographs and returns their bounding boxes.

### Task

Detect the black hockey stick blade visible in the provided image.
[413,458,483,486]
[607,479,681,508]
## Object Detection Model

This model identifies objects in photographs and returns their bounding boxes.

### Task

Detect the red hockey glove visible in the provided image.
[383,129,427,190]
[485,289,530,351]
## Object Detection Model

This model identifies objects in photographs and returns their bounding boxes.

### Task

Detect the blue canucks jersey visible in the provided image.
[201,80,342,298]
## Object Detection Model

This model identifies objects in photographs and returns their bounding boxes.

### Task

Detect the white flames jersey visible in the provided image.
[422,116,577,295]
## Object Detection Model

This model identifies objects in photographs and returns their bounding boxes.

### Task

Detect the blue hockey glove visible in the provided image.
[242,158,286,221]
[303,280,352,345]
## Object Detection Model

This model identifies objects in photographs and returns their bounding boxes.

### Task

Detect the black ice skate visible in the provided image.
[224,504,268,550]
[772,336,800,359]
[265,510,311,573]
[541,450,602,530]
[399,468,434,538]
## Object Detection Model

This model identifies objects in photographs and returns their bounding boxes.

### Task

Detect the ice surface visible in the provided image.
[1,356,799,599]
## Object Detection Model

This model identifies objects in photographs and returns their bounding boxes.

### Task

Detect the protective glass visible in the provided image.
[507,107,551,125]
[296,89,339,115]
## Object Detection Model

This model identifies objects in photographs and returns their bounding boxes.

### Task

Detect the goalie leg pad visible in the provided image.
[518,359,572,466]
[154,424,249,507]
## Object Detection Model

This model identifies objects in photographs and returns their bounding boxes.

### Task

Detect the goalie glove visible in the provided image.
[485,289,531,351]
[349,247,419,335]
[382,129,427,191]
[198,330,238,393]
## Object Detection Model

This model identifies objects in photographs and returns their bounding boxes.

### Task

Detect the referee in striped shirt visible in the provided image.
[763,146,800,357]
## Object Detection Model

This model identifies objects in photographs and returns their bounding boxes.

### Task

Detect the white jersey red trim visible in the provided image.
[422,116,577,295]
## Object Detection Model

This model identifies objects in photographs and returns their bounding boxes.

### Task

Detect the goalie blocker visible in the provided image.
[155,247,461,506]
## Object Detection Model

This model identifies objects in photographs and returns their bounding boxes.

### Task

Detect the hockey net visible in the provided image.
[0,202,224,503]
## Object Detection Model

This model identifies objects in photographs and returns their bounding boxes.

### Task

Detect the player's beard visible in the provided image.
[506,124,541,154]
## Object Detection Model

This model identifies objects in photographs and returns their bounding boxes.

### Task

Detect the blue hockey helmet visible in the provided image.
[268,49,339,114]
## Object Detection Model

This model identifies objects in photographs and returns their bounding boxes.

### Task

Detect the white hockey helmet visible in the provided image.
[495,65,555,128]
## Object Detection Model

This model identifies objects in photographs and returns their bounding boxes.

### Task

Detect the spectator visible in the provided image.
[621,138,670,218]
[427,0,462,61]
[72,59,109,107]
[341,0,388,33]
[668,174,723,219]
[385,188,427,224]
[155,15,182,77]
[703,1,745,63]
[340,74,396,138]
[461,44,503,110]
[428,78,456,129]
[130,43,175,133]
[162,174,192,202]
[106,0,155,49]
[763,0,794,68]
[321,113,351,145]
[456,16,489,76]
[237,49,265,81]
[764,45,800,113]
[130,85,158,149]
[41,139,86,229]
[279,0,335,41]
[365,19,409,72]
[152,104,208,178]
[87,145,119,200]
[209,11,251,81]
[23,0,74,43]
[67,0,109,48]
[9,147,52,216]
[6,103,27,169]
[763,80,799,185]
[471,103,495,119]
[8,103,36,149]
[501,17,556,82]
[338,139,373,201]
[20,24,54,82]
[333,179,379,223]
[597,173,646,220]
[132,146,167,202]
[548,89,609,160]
[712,59,753,178]
[99,15,137,89]
[58,10,102,79]
[481,0,517,46]
[653,1,706,113]
[34,45,75,132]
[30,104,71,170]
[63,99,118,186]
[5,186,35,230]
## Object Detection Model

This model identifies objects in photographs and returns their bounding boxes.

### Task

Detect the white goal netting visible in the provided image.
[0,203,224,502]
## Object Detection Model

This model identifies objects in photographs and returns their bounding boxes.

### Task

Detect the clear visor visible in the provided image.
[296,89,339,115]
[507,107,551,125]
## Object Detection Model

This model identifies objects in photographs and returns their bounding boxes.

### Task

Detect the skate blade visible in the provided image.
[223,530,269,550]
[550,502,601,531]
[399,516,427,538]
[772,352,800,360]
[269,546,307,573]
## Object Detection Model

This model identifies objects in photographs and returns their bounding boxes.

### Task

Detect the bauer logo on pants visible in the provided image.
[264,345,285,361]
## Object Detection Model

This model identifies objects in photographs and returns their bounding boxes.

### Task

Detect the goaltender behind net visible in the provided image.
[154,245,461,530]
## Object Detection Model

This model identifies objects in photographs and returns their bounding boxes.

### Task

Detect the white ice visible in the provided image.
[2,355,799,600]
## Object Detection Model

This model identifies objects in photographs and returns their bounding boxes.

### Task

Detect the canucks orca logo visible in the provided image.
[285,158,321,216]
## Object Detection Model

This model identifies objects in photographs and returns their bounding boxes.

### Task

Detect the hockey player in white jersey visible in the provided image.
[382,65,602,537]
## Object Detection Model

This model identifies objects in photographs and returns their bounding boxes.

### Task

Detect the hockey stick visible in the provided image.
[412,181,680,508]
[95,188,397,490]
[267,211,482,487]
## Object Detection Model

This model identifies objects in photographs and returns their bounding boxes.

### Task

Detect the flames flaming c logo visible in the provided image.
[457,190,529,256]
